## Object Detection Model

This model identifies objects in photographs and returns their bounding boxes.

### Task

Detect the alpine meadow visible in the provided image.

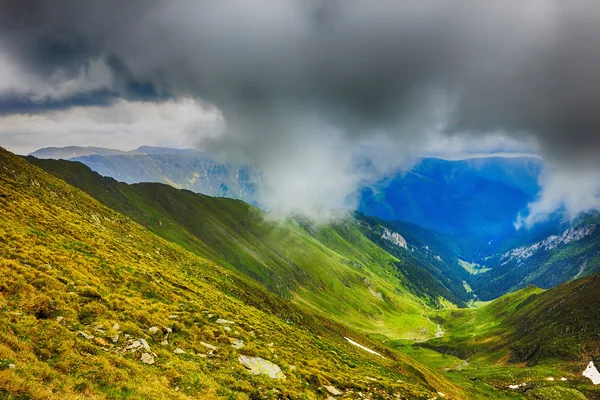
[1,1,600,399]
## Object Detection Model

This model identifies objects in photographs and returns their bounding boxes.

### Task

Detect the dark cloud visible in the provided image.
[1,0,600,216]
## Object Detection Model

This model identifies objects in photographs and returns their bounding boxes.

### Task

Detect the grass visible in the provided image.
[27,156,469,342]
[1,147,473,399]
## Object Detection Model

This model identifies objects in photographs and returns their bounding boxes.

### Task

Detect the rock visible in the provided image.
[111,335,119,343]
[8,364,15,369]
[56,316,64,323]
[200,341,217,351]
[113,323,120,331]
[131,340,142,349]
[238,355,285,379]
[216,318,235,325]
[149,326,159,334]
[78,331,94,340]
[140,338,151,352]
[230,339,245,349]
[165,327,172,333]
[161,340,169,346]
[174,348,185,354]
[140,353,155,365]
[325,386,342,396]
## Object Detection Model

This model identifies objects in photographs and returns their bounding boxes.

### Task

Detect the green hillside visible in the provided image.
[413,276,600,399]
[0,146,475,399]
[27,156,470,342]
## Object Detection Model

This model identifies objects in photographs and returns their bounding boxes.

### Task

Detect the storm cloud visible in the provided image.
[1,0,600,218]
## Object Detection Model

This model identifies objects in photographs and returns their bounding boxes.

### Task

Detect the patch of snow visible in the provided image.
[508,383,526,389]
[583,361,600,384]
[344,337,386,358]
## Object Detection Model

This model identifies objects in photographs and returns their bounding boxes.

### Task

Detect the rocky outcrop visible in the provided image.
[380,228,407,249]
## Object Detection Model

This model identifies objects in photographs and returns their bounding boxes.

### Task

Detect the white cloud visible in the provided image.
[516,166,600,228]
[0,98,221,154]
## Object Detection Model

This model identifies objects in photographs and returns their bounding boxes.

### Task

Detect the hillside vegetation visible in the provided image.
[0,147,476,399]
[28,156,471,342]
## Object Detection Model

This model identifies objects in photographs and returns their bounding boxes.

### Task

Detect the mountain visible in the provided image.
[7,146,600,399]
[418,274,600,399]
[1,146,473,399]
[27,155,473,343]
[357,157,542,240]
[30,147,544,242]
[30,146,260,204]
[463,220,600,300]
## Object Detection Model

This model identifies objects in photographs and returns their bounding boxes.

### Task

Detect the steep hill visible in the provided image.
[27,156,472,343]
[465,223,600,300]
[426,273,600,365]
[0,146,471,399]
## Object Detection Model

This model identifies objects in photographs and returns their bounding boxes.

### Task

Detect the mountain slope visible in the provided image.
[30,146,260,204]
[1,146,472,399]
[357,157,540,239]
[27,156,472,343]
[426,272,600,365]
[466,223,600,300]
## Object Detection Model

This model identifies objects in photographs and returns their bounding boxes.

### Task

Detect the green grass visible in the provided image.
[27,156,469,342]
[1,147,475,399]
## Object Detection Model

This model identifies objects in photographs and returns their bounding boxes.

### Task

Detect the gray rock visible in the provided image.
[238,355,285,379]
[140,353,155,365]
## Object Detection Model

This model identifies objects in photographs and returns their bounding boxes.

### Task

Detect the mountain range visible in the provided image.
[1,145,599,399]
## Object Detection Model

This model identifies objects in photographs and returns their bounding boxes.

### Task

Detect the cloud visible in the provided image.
[0,98,220,155]
[1,0,600,219]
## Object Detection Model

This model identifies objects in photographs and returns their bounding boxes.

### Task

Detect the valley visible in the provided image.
[0,146,598,399]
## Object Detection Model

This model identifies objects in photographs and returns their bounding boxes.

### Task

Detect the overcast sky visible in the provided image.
[1,0,599,222]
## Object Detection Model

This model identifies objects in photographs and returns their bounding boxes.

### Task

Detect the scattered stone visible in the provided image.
[546,377,555,381]
[131,340,142,349]
[223,326,232,332]
[161,340,169,346]
[169,315,178,320]
[560,377,568,381]
[112,335,119,343]
[149,326,159,334]
[198,354,207,358]
[8,364,15,369]
[165,327,172,333]
[174,348,186,354]
[230,339,245,349]
[140,353,155,365]
[56,316,64,323]
[238,355,285,379]
[113,323,120,331]
[325,386,342,396]
[216,318,235,325]
[78,331,94,340]
[200,341,217,351]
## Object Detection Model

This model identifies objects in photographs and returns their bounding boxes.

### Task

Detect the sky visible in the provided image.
[1,0,599,223]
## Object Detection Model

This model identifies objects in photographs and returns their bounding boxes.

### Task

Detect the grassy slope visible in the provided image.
[415,276,600,399]
[27,156,466,341]
[0,146,475,399]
